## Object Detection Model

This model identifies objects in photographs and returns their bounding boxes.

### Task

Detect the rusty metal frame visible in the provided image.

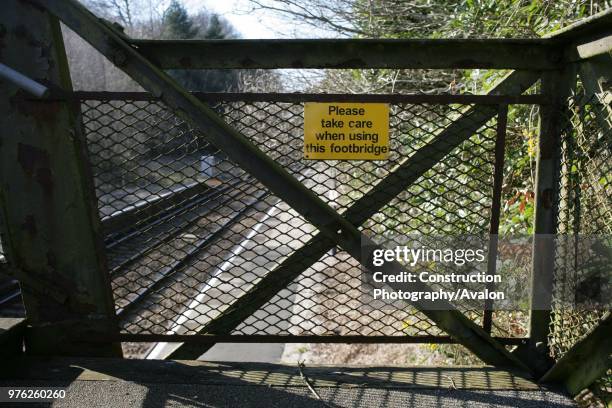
[164,70,539,363]
[104,334,527,345]
[66,91,546,105]
[541,312,612,396]
[72,83,541,362]
[130,38,562,70]
[9,0,607,374]
[33,0,536,370]
[0,0,121,357]
[76,90,526,341]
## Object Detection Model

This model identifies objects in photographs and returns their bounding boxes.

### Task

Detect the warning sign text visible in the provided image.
[304,103,390,160]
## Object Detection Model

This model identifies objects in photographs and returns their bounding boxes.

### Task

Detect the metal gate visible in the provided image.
[78,91,545,357]
[1,1,610,391]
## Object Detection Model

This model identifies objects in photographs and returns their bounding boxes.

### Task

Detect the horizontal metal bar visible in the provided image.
[100,334,528,345]
[573,34,612,60]
[69,91,547,105]
[129,38,562,70]
[545,8,612,42]
[565,34,612,62]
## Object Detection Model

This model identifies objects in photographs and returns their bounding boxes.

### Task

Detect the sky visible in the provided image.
[177,0,332,91]
[181,0,331,38]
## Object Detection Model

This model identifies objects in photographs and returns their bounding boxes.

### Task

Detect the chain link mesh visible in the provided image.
[80,94,527,343]
[550,90,611,400]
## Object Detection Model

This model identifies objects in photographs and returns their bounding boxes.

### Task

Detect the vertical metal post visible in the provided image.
[0,1,121,356]
[483,104,508,333]
[527,68,576,373]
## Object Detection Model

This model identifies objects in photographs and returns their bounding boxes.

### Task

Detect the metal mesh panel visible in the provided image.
[550,90,611,397]
[230,103,497,337]
[80,94,518,341]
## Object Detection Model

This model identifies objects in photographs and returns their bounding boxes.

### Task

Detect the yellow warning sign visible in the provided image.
[304,102,390,160]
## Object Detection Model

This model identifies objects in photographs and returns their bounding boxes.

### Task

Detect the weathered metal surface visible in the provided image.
[0,318,25,360]
[38,0,534,369]
[117,8,612,69]
[540,313,611,395]
[129,38,561,70]
[526,68,577,374]
[0,1,120,356]
[101,334,527,345]
[546,8,612,62]
[568,34,612,61]
[483,105,508,333]
[67,91,547,105]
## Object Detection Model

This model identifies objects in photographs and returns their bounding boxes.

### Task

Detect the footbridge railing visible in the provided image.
[0,0,610,398]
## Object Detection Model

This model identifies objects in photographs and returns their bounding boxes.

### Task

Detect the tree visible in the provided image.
[90,0,136,30]
[205,14,226,39]
[162,0,199,39]
[246,0,611,39]
[158,2,241,92]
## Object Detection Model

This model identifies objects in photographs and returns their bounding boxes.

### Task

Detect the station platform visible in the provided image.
[0,357,576,407]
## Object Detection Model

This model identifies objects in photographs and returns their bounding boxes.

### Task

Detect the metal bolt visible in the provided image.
[112,49,127,67]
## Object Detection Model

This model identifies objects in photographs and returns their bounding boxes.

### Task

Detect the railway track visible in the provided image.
[107,179,271,317]
[105,179,246,272]
[0,178,272,321]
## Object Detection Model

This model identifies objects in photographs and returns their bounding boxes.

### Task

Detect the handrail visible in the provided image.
[0,63,50,98]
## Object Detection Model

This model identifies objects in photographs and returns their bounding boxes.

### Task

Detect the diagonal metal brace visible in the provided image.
[39,0,534,369]
[540,312,611,395]
[169,71,540,363]
[38,0,358,256]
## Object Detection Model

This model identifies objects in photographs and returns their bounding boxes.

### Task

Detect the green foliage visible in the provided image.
[205,14,226,40]
[325,0,609,236]
[448,0,607,38]
[162,0,199,39]
[346,0,610,40]
[161,2,240,92]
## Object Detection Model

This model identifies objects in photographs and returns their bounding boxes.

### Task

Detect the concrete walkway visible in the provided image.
[201,343,285,362]
[1,357,577,408]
